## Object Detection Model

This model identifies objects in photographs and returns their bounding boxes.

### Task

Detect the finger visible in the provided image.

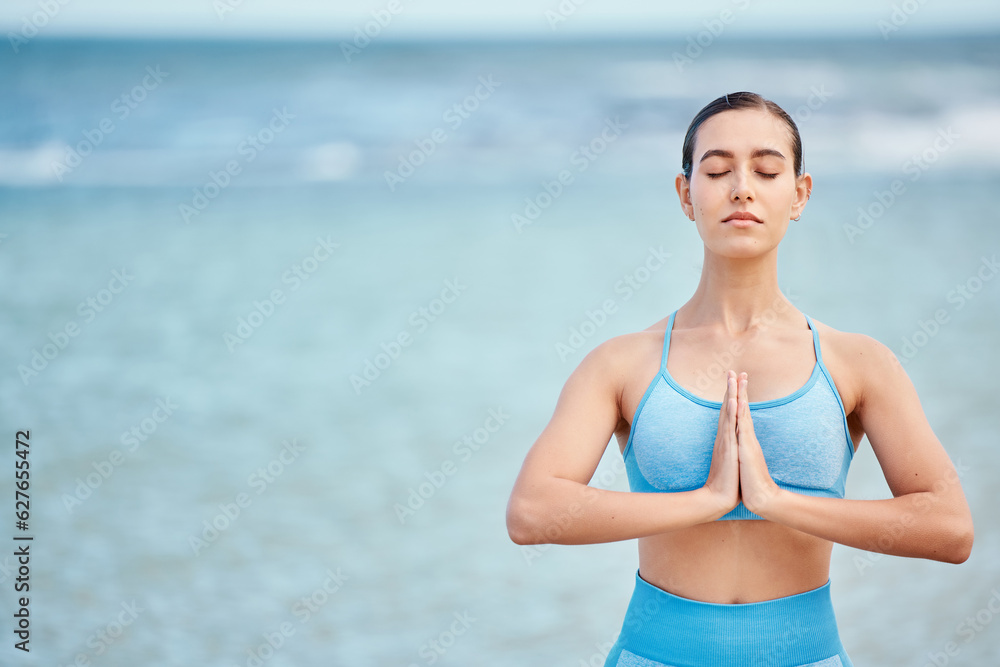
[717,371,736,429]
[729,371,738,411]
[731,373,742,455]
[728,396,738,447]
[716,392,729,434]
[739,373,750,418]
[737,378,756,441]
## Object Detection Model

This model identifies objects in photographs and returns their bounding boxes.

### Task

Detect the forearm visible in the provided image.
[758,489,973,564]
[507,478,724,545]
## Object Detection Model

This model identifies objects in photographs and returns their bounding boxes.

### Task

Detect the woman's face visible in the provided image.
[676,108,811,259]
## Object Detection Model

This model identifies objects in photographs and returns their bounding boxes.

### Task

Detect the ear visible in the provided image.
[790,172,812,221]
[675,173,695,221]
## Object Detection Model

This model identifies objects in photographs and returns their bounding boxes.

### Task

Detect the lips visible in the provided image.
[722,212,763,223]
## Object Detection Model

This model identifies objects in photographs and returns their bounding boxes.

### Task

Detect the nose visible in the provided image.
[731,173,753,202]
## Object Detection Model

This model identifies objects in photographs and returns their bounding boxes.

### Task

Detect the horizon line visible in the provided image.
[2,28,999,42]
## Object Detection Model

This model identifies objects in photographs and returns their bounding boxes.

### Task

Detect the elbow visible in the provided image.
[506,494,539,546]
[935,515,974,565]
[945,519,974,564]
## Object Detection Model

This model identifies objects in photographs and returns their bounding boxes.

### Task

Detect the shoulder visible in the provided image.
[810,317,898,366]
[576,327,665,381]
[546,326,668,425]
[807,316,906,410]
[563,322,669,405]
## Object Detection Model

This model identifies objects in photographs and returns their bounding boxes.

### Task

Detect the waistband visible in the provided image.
[609,570,850,667]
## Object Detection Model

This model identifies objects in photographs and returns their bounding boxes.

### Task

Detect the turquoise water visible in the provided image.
[0,35,999,665]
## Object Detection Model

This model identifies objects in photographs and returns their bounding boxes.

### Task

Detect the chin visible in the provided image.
[705,238,775,259]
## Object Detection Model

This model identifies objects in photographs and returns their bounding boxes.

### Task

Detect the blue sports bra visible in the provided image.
[622,310,855,520]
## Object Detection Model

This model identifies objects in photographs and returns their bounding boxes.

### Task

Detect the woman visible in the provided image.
[505,91,974,667]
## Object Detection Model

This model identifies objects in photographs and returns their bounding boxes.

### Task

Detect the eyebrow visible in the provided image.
[699,148,786,163]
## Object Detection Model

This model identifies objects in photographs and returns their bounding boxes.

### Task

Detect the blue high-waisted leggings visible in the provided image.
[604,571,854,667]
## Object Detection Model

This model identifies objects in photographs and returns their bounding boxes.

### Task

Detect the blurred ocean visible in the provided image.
[0,34,999,666]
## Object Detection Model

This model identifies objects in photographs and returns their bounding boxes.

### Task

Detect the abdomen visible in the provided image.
[636,521,833,604]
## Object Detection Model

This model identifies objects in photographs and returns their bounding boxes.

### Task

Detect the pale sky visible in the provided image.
[1,0,999,38]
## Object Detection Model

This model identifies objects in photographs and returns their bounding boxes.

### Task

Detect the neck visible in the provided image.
[683,246,794,333]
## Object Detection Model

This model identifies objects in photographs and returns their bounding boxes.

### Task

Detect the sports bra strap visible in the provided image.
[660,310,677,373]
[804,314,823,364]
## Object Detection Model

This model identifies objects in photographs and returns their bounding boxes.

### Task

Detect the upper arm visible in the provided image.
[852,334,966,500]
[511,337,627,493]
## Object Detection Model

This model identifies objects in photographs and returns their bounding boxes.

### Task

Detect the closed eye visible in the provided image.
[707,171,779,179]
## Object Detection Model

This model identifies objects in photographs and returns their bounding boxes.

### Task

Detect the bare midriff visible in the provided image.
[636,521,833,604]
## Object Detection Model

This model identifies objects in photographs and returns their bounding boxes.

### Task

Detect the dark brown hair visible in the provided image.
[681,92,803,179]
